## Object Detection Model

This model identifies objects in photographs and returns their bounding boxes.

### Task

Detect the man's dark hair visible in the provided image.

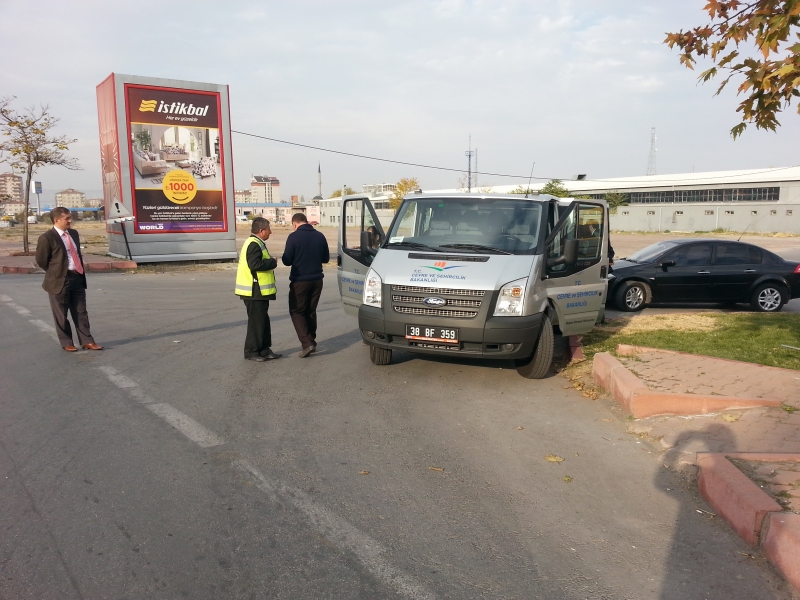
[291,213,308,224]
[251,217,270,233]
[51,206,71,221]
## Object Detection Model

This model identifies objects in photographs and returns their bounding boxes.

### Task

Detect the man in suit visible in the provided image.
[35,207,102,352]
[281,213,330,357]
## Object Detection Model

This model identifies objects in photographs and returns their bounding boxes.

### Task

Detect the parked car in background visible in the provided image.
[609,239,800,313]
[309,221,319,226]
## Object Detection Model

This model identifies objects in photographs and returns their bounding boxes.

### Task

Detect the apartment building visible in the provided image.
[54,188,86,208]
[251,176,281,204]
[0,172,23,203]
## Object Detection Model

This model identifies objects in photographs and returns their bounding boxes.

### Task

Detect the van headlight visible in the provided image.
[494,277,527,316]
[363,269,382,307]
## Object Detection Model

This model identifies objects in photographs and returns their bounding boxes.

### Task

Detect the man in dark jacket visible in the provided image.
[35,207,103,352]
[282,213,330,357]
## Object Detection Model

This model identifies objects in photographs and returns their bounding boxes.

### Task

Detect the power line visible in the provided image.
[231,129,800,185]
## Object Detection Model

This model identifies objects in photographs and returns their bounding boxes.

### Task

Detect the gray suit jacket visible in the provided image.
[35,228,86,294]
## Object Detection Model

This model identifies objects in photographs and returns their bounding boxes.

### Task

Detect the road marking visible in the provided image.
[146,403,225,448]
[98,366,224,448]
[234,459,437,600]
[1,293,59,342]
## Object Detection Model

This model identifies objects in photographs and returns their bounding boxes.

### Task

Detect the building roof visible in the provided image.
[475,166,800,194]
[251,176,280,184]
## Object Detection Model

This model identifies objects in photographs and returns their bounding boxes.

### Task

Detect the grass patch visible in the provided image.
[581,312,800,370]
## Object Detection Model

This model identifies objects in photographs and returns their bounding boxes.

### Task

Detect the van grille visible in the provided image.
[392,295,482,308]
[390,285,486,319]
[394,306,478,318]
[391,285,485,297]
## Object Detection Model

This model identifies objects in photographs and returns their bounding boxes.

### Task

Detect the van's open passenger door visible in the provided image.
[337,197,385,316]
[543,200,609,335]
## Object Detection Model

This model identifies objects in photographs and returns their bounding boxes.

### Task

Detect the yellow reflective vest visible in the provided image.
[235,236,277,297]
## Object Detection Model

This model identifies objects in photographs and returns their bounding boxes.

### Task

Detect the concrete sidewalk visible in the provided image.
[588,345,800,592]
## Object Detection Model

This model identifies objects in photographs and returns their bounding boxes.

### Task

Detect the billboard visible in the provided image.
[96,74,236,262]
[126,85,227,234]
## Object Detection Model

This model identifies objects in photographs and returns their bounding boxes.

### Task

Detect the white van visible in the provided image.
[337,192,610,378]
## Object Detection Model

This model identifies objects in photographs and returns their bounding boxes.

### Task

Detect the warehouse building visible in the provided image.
[485,166,800,234]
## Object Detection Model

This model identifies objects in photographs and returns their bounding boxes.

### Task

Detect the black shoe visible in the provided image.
[262,349,282,360]
[310,345,317,353]
[299,347,313,358]
[246,356,267,362]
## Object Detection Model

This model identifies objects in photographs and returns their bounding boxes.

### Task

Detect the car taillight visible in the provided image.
[795,264,800,274]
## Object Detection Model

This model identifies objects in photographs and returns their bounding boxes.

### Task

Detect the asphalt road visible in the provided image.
[1,268,796,599]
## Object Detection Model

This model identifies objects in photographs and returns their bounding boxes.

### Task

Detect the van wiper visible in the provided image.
[385,241,442,252]
[438,243,512,255]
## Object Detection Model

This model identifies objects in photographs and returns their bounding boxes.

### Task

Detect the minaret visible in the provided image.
[318,163,322,198]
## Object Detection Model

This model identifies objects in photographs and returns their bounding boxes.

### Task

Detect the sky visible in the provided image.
[2,0,798,206]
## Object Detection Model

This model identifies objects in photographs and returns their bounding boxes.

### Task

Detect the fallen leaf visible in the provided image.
[601,419,612,422]
[544,454,564,463]
[563,476,573,483]
[563,385,572,389]
[721,413,739,422]
[359,471,369,475]
[517,426,524,430]
[429,466,444,472]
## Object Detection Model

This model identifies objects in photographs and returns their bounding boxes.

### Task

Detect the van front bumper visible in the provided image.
[358,305,544,360]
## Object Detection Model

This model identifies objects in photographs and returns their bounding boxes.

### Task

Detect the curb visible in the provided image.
[697,453,800,593]
[591,352,780,418]
[616,344,800,376]
[566,335,584,362]
[1,260,137,275]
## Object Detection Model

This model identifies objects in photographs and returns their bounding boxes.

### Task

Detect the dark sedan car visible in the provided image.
[608,239,800,312]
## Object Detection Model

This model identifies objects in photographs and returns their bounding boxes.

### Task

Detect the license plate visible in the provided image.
[405,325,459,344]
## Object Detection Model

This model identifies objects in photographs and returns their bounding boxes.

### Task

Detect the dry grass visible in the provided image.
[595,313,721,335]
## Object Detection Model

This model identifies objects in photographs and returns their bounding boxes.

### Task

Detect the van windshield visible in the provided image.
[385,197,543,255]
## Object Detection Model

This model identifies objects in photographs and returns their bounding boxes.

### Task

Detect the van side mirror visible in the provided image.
[660,259,676,269]
[360,230,377,257]
[547,238,579,268]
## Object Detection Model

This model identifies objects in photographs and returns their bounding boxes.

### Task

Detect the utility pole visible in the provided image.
[318,163,322,198]
[465,135,474,193]
[474,148,478,190]
[646,127,657,176]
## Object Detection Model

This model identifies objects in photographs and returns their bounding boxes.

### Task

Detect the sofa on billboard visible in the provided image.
[159,145,189,161]
[191,157,217,179]
[132,149,169,176]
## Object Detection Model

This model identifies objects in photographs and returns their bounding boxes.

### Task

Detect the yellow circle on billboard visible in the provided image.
[162,170,198,204]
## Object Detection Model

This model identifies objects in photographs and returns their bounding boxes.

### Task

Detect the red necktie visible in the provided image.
[63,232,84,274]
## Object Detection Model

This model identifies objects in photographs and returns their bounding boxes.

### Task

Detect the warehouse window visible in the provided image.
[647,210,655,215]
[725,210,734,215]
[751,211,758,215]
[674,211,683,215]
[705,210,714,215]
[629,187,779,204]
[788,210,794,216]
[622,211,629,215]
[771,210,777,215]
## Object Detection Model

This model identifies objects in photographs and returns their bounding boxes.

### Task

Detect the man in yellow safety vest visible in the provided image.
[235,217,282,361]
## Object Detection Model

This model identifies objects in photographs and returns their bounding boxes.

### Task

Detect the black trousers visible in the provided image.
[242,298,272,358]
[48,272,95,347]
[288,279,323,349]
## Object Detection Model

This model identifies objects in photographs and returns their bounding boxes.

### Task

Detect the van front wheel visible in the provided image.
[369,346,392,365]
[516,315,554,379]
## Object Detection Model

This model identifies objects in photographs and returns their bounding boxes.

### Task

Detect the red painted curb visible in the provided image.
[567,335,585,361]
[86,262,112,271]
[762,513,800,592]
[592,352,781,418]
[697,454,782,546]
[110,260,137,269]
[629,392,780,419]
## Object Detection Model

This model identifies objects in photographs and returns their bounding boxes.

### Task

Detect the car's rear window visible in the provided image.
[715,243,761,265]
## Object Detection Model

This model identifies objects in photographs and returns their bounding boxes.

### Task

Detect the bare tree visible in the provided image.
[0,97,81,252]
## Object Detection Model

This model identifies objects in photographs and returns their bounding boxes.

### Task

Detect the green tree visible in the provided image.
[0,97,81,252]
[539,179,572,198]
[604,191,629,213]
[665,1,800,138]
[329,187,357,198]
[389,177,421,211]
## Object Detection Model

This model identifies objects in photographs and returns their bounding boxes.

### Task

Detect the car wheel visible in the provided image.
[615,281,649,312]
[369,345,392,365]
[516,314,554,379]
[750,283,787,312]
